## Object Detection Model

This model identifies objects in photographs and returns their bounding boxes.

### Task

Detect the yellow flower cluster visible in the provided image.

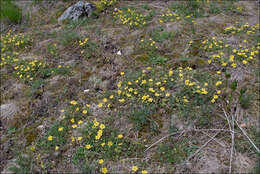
[100,0,116,7]
[206,42,259,68]
[79,38,89,46]
[224,23,259,35]
[0,52,19,67]
[113,8,146,28]
[14,60,46,81]
[159,10,181,23]
[131,166,148,174]
[48,43,57,56]
[201,37,226,51]
[1,31,31,67]
[140,38,158,50]
[0,30,31,51]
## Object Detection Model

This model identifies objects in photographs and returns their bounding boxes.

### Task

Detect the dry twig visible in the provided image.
[144,130,185,152]
[235,119,260,153]
[186,130,221,161]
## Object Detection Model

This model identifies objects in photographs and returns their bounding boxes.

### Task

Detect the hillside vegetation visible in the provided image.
[1,0,259,173]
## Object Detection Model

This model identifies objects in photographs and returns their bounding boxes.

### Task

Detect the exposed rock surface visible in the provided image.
[0,103,19,129]
[58,1,95,22]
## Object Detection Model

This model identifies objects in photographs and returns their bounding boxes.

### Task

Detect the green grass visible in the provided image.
[0,0,22,23]
[58,29,80,47]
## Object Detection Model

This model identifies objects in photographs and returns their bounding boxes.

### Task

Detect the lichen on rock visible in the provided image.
[58,1,95,22]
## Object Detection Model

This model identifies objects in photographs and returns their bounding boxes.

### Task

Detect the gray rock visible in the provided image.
[58,1,95,22]
[0,103,19,129]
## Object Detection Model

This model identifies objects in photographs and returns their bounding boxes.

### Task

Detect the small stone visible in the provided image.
[84,89,90,93]
[117,50,122,55]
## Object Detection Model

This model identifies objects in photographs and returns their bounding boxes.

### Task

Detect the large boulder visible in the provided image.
[58,1,95,22]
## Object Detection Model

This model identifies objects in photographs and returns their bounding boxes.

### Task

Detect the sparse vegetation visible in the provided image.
[1,0,259,173]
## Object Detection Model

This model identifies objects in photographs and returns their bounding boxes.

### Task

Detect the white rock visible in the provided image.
[117,50,122,55]
[84,89,90,93]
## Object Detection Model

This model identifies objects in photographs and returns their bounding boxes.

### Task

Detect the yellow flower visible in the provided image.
[141,80,147,85]
[229,55,234,62]
[96,135,101,140]
[94,120,99,127]
[77,137,83,141]
[132,166,138,172]
[103,98,108,103]
[108,141,113,146]
[70,100,77,105]
[120,72,125,76]
[71,136,75,142]
[60,109,64,113]
[98,103,103,108]
[231,63,237,68]
[100,124,105,129]
[72,124,77,128]
[221,62,227,67]
[217,90,221,94]
[86,104,90,107]
[216,81,222,86]
[101,142,105,147]
[82,110,87,114]
[30,146,35,151]
[71,118,75,123]
[169,70,173,76]
[101,167,108,174]
[58,127,64,131]
[119,98,125,103]
[165,92,170,97]
[55,146,59,150]
[184,98,189,103]
[109,95,114,99]
[213,95,218,99]
[85,144,92,149]
[148,98,153,102]
[48,136,53,141]
[117,134,123,138]
[99,159,104,164]
[141,170,148,174]
[160,87,165,91]
[242,60,248,64]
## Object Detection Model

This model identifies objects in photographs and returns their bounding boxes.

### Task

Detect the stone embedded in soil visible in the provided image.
[0,103,19,129]
[58,1,95,22]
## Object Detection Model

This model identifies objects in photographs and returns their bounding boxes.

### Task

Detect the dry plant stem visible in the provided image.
[193,128,236,133]
[230,110,235,174]
[223,107,234,174]
[201,131,226,147]
[186,130,222,162]
[144,130,185,152]
[235,119,260,153]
